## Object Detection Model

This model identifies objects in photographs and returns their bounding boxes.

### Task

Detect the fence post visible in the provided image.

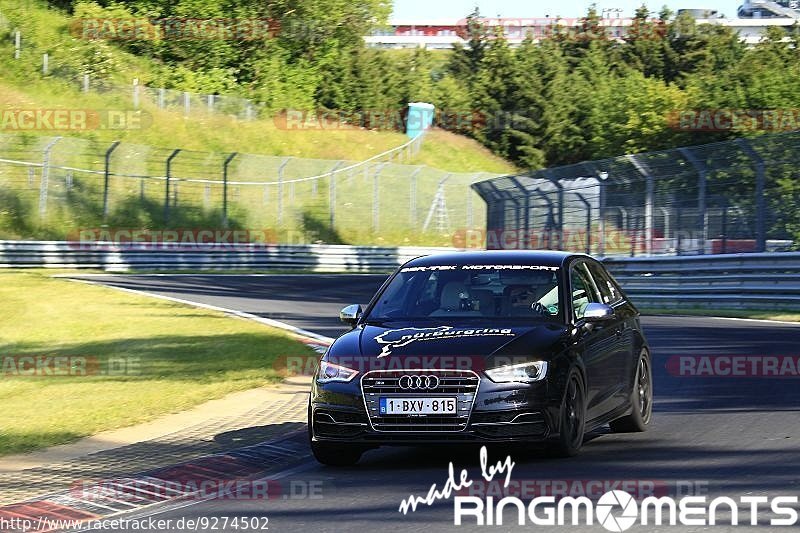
[277,157,291,223]
[102,141,121,220]
[158,88,165,109]
[627,154,655,257]
[409,167,423,228]
[328,161,345,231]
[207,94,214,113]
[372,163,386,232]
[42,53,48,75]
[678,147,708,255]
[583,163,608,256]
[222,152,237,227]
[543,171,564,250]
[14,30,20,60]
[736,139,767,253]
[183,92,190,116]
[523,195,531,250]
[38,137,62,219]
[574,192,592,254]
[466,173,482,228]
[164,149,181,224]
[82,74,90,93]
[132,78,139,109]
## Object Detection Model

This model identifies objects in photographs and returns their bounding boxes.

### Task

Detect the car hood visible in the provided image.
[327,322,569,370]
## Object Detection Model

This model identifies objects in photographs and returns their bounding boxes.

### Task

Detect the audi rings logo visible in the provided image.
[399,374,440,390]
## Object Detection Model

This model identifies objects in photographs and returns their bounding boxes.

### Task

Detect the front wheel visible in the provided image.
[549,373,586,457]
[310,439,364,466]
[610,349,653,433]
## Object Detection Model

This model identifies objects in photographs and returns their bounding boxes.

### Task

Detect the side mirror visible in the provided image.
[583,302,615,323]
[339,304,363,327]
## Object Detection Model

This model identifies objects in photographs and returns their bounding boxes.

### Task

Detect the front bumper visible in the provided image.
[310,369,562,444]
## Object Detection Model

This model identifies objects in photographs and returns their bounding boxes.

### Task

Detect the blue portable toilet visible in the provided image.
[406,102,435,138]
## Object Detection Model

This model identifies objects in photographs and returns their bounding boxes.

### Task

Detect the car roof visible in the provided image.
[405,250,588,269]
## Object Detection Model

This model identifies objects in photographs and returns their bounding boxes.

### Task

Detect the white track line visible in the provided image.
[56,273,383,277]
[63,277,335,344]
[62,275,800,329]
[645,314,800,327]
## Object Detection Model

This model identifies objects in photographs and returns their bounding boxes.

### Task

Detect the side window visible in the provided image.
[570,263,602,320]
[587,262,623,305]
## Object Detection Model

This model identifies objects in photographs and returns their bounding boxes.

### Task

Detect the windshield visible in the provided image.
[366,264,562,321]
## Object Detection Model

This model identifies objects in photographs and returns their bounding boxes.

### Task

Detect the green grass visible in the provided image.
[641,308,800,323]
[0,80,515,173]
[0,270,318,456]
[0,1,517,173]
[0,0,517,245]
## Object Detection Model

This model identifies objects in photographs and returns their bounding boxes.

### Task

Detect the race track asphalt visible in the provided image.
[67,274,800,532]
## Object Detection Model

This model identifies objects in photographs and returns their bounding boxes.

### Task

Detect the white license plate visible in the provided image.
[379,397,457,415]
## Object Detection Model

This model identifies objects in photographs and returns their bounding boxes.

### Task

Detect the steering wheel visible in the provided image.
[531,302,549,315]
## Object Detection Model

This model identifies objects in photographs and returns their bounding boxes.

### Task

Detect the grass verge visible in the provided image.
[0,270,317,456]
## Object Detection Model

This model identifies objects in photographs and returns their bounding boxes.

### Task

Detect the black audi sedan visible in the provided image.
[309,251,652,465]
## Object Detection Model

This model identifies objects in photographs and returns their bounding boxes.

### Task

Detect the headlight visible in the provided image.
[485,361,548,383]
[316,360,359,383]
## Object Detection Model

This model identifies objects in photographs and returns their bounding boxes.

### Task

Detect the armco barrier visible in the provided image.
[604,252,800,310]
[0,241,455,272]
[1,242,797,310]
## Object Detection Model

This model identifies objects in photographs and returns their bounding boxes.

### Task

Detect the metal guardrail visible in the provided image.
[1,242,797,311]
[605,252,800,310]
[0,241,456,272]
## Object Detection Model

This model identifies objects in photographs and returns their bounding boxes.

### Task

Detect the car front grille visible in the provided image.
[361,370,479,432]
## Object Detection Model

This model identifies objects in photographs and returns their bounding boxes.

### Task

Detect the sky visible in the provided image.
[391,0,739,20]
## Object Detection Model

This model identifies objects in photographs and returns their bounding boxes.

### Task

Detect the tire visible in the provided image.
[610,349,653,433]
[549,373,586,457]
[310,439,364,466]
[308,402,364,466]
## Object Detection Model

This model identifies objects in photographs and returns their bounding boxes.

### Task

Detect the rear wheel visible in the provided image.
[610,349,653,433]
[549,373,586,457]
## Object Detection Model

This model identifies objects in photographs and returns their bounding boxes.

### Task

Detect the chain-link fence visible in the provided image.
[472,131,800,256]
[0,133,495,245]
[2,21,263,120]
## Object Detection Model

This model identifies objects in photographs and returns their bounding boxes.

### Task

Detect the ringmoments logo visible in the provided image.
[397,446,799,529]
[452,490,800,528]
